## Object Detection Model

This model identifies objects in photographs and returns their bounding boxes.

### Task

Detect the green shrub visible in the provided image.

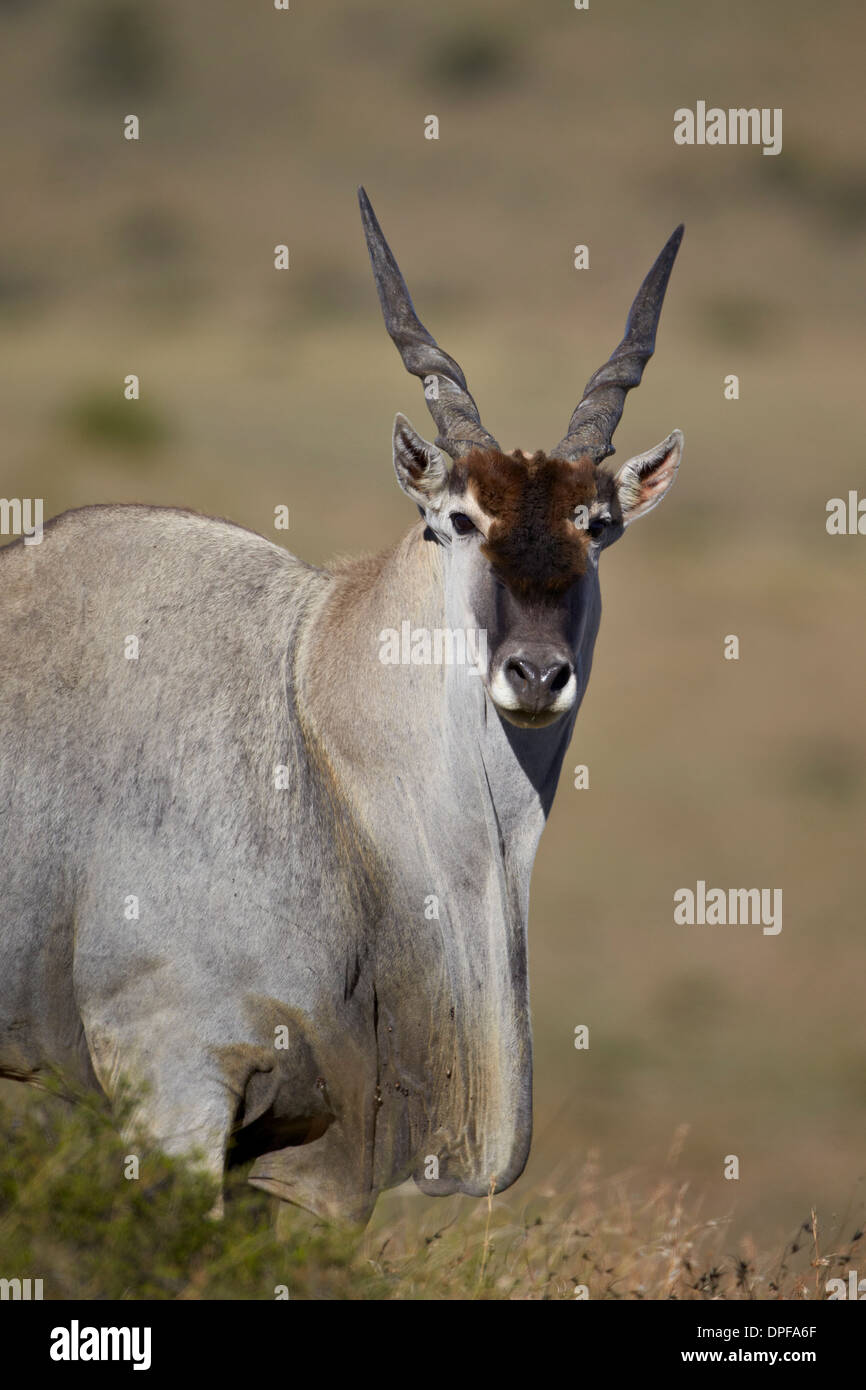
[61,388,169,453]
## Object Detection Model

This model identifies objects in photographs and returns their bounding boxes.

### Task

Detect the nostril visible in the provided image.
[508,658,533,685]
[549,663,571,693]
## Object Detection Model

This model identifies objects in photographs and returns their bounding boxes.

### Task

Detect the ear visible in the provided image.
[392,413,449,511]
[614,429,683,525]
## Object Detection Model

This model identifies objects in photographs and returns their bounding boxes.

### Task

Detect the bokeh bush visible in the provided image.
[1,1078,861,1300]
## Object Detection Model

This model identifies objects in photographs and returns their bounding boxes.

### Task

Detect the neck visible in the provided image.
[300,523,574,902]
[296,522,576,1191]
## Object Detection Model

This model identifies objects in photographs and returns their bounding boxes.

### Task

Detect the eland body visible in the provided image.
[0,192,684,1222]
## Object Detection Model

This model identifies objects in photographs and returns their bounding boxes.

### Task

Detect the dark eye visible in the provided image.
[587,517,607,540]
[450,512,476,536]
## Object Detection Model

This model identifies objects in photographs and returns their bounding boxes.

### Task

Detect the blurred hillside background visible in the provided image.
[1,0,864,1269]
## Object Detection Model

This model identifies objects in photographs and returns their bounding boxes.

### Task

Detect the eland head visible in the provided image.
[360,188,684,730]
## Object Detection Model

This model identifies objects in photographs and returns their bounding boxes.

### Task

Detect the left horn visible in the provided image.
[551,224,684,465]
[358,187,500,460]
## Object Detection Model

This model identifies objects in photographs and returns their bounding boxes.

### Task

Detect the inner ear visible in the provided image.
[614,429,683,525]
[392,412,449,508]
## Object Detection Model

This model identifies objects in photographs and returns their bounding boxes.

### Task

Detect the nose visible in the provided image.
[502,649,573,712]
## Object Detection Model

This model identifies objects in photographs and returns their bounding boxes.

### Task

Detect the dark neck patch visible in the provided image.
[450,448,603,599]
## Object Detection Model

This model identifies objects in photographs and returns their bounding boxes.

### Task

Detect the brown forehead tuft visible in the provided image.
[450,447,601,598]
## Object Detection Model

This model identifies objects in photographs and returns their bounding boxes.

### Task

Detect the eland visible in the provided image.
[0,190,684,1223]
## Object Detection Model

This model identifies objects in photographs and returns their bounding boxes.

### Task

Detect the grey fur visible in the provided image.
[0,206,684,1225]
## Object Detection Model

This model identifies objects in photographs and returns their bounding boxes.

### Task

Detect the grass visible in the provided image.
[1,1079,862,1300]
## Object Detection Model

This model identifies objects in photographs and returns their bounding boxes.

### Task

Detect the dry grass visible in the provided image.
[367,1149,865,1301]
[2,1081,863,1300]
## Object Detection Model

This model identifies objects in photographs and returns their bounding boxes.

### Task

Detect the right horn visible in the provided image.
[359,187,500,461]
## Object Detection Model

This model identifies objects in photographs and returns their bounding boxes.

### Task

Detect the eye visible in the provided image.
[450,512,477,536]
[586,516,609,540]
